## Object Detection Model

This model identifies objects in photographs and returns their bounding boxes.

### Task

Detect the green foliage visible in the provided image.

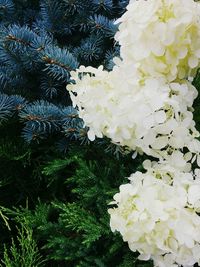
[1,146,148,266]
[193,69,200,132]
[1,225,44,267]
[0,137,31,162]
[0,206,11,231]
[118,253,153,267]
[54,202,105,246]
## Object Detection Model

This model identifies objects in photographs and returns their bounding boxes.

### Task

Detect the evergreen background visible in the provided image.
[0,0,200,266]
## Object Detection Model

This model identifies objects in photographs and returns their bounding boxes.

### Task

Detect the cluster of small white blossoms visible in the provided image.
[67,0,200,266]
[108,161,200,267]
[67,0,200,164]
[115,0,200,82]
[68,63,200,162]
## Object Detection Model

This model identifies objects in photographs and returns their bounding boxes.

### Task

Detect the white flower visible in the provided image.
[108,162,200,267]
[67,2,200,266]
[115,0,200,81]
[67,64,200,162]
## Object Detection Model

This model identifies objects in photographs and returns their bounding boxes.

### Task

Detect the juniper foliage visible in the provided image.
[0,145,151,266]
[1,225,45,267]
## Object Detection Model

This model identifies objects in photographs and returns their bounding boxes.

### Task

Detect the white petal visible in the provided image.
[188,56,199,68]
[87,129,95,141]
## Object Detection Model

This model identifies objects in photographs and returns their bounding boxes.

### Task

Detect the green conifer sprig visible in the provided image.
[1,225,45,267]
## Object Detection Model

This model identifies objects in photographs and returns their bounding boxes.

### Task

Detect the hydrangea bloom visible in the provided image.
[115,0,200,81]
[68,64,200,161]
[67,1,200,265]
[108,161,200,267]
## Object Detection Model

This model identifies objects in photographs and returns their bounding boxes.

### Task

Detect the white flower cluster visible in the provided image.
[67,0,200,164]
[109,162,200,267]
[68,63,200,161]
[67,0,200,266]
[115,0,200,82]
